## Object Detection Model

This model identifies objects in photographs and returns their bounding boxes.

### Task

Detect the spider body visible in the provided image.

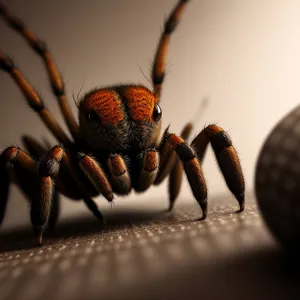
[0,0,245,245]
[79,85,162,153]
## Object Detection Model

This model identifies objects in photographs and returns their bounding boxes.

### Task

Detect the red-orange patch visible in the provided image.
[81,89,124,125]
[120,86,158,121]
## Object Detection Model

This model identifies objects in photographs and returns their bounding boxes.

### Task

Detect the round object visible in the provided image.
[255,105,300,251]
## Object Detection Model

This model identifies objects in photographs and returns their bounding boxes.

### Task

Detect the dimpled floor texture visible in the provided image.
[0,194,299,300]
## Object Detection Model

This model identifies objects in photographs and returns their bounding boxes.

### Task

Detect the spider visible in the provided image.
[0,0,245,245]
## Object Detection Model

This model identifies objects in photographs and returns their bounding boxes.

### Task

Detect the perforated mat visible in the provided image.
[0,196,298,300]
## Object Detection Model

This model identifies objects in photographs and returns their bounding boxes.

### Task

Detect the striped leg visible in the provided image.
[168,123,193,210]
[152,0,189,100]
[0,54,72,146]
[191,125,245,211]
[167,125,245,219]
[78,154,114,202]
[167,134,208,219]
[154,126,179,185]
[106,154,131,195]
[0,147,37,227]
[0,4,80,141]
[35,146,106,245]
[135,149,159,192]
[21,135,60,231]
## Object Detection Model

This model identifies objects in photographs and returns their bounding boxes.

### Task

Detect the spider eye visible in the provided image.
[152,104,162,122]
[87,110,101,128]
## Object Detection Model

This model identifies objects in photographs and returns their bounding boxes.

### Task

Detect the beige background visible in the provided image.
[1,0,300,229]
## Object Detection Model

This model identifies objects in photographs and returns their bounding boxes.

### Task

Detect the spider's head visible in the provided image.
[78,85,162,152]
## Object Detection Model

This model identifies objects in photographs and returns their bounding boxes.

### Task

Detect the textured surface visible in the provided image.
[0,195,298,300]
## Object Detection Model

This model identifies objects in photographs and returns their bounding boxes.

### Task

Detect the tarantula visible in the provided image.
[0,0,245,245]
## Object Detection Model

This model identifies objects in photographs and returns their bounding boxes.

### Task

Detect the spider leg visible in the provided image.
[21,135,60,231]
[35,146,106,244]
[106,154,131,195]
[22,134,49,161]
[167,133,208,219]
[167,124,245,219]
[0,146,37,227]
[154,122,192,186]
[191,124,245,212]
[0,4,80,141]
[78,153,114,202]
[154,126,177,185]
[135,149,159,192]
[152,0,189,100]
[0,54,72,146]
[168,122,193,211]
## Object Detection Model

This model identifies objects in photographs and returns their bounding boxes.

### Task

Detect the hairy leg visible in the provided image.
[152,0,189,100]
[0,4,80,141]
[135,149,159,192]
[0,146,37,226]
[35,146,105,245]
[106,154,131,195]
[0,54,71,145]
[166,125,245,219]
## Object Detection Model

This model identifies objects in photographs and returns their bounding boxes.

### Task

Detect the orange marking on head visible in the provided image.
[120,86,158,121]
[168,134,184,147]
[81,89,124,125]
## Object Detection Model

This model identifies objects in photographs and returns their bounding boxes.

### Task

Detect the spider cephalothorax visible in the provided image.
[79,85,162,153]
[0,0,245,245]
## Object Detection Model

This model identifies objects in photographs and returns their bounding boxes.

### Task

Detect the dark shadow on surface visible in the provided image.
[0,207,177,252]
[129,247,300,300]
[0,193,254,253]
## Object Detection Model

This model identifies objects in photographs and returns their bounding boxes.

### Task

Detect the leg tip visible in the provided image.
[236,194,245,213]
[98,217,106,229]
[237,202,245,213]
[167,202,175,212]
[33,226,44,246]
[199,201,207,220]
[35,231,43,246]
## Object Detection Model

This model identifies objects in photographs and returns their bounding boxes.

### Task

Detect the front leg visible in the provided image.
[135,149,160,192]
[167,125,245,219]
[191,125,245,211]
[35,146,106,245]
[167,134,208,219]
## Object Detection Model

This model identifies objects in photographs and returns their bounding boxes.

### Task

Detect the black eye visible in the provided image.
[87,110,101,129]
[152,104,162,122]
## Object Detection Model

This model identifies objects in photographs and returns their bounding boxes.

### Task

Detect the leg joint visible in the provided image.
[0,55,15,72]
[9,18,25,31]
[2,146,19,162]
[164,18,178,34]
[152,72,165,85]
[32,39,48,55]
[51,82,65,97]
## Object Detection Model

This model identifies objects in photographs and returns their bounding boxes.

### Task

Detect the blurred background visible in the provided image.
[1,0,300,229]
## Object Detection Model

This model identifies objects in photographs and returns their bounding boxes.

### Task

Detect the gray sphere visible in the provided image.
[255,105,300,251]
